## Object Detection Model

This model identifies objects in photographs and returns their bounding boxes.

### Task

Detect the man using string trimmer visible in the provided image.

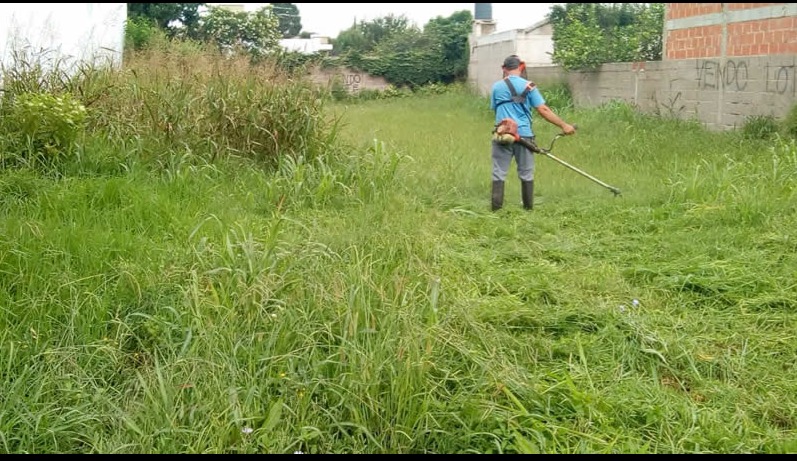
[495,120,623,198]
[489,54,576,211]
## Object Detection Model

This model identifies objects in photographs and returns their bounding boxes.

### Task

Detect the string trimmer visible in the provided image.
[493,119,622,197]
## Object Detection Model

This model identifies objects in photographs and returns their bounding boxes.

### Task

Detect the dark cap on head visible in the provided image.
[502,55,522,70]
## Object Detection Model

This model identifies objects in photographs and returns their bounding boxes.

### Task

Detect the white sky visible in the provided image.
[219,3,562,38]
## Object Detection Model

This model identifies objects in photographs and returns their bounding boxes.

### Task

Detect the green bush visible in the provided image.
[124,16,166,51]
[741,114,780,141]
[1,92,87,169]
[538,82,574,113]
[334,11,473,88]
[325,82,454,104]
[413,82,450,96]
[328,75,350,101]
[782,103,797,140]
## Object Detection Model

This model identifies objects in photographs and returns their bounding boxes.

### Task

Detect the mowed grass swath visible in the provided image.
[1,39,797,454]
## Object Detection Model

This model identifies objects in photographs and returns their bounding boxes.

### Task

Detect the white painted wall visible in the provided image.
[468,24,556,95]
[468,33,516,95]
[516,35,555,68]
[278,37,333,55]
[1,3,126,75]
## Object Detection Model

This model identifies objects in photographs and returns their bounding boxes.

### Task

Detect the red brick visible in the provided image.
[667,3,723,20]
[771,17,792,31]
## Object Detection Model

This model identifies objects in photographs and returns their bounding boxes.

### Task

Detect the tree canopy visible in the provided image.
[127,3,204,33]
[332,10,474,87]
[548,3,665,71]
[272,3,302,38]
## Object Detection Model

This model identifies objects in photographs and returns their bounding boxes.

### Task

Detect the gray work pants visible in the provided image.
[492,137,535,182]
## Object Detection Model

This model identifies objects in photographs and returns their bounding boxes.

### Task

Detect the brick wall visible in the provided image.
[726,16,797,56]
[665,3,797,60]
[666,3,723,20]
[666,26,723,59]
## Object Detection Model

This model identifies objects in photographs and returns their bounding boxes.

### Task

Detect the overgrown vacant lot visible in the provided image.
[1,48,796,453]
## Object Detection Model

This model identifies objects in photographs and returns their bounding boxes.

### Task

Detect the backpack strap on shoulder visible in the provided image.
[503,77,530,103]
[497,77,533,117]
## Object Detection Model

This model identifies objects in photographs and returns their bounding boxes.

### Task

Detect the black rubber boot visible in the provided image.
[491,180,505,211]
[521,180,534,210]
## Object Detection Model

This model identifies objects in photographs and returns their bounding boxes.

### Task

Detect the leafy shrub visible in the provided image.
[538,82,573,113]
[124,16,166,51]
[1,92,87,169]
[741,114,780,141]
[328,75,350,101]
[782,103,797,140]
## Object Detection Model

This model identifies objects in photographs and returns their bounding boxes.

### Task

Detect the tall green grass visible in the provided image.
[1,41,339,172]
[1,42,796,454]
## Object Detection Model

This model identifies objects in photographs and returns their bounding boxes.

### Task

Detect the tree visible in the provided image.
[197,5,281,58]
[334,25,369,55]
[127,3,204,33]
[272,3,302,38]
[341,10,473,87]
[361,14,411,49]
[124,15,168,50]
[333,14,412,57]
[548,3,664,71]
[423,10,473,82]
[369,28,445,87]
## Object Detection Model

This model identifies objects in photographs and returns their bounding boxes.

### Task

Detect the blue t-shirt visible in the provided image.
[490,75,545,138]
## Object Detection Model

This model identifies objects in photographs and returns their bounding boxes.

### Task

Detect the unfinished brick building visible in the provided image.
[664,3,797,60]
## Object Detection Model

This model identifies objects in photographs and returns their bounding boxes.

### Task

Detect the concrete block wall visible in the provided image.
[307,66,390,94]
[515,35,556,69]
[467,22,557,95]
[557,53,797,130]
[526,66,568,87]
[467,33,518,95]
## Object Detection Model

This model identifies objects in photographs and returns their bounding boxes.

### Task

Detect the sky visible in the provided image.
[226,3,562,38]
